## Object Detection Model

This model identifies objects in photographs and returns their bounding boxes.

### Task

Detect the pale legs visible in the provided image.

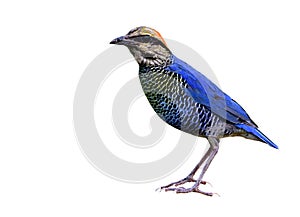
[158,137,219,196]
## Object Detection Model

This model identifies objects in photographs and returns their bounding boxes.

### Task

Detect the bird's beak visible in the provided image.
[110,36,126,45]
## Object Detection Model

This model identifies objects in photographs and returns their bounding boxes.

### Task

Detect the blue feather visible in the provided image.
[167,55,278,149]
[167,56,257,126]
[236,124,278,149]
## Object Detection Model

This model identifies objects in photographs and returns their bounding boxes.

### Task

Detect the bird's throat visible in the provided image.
[128,46,171,67]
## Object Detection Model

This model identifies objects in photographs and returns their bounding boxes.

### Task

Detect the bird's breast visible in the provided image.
[138,67,230,137]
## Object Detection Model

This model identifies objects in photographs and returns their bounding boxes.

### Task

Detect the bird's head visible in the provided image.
[110,26,172,66]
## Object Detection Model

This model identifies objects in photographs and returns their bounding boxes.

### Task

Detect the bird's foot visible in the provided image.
[163,186,219,196]
[156,176,210,193]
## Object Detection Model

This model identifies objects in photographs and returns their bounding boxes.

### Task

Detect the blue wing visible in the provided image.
[167,56,257,127]
[166,56,278,149]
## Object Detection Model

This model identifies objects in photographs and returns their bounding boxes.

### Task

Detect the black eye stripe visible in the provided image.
[129,35,161,44]
[127,27,139,35]
[128,35,170,51]
[132,35,153,43]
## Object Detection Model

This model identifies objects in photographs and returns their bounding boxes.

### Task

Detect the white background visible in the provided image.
[1,0,300,216]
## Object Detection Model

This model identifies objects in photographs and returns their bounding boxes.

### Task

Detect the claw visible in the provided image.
[202,180,213,187]
[213,192,221,197]
[155,187,164,192]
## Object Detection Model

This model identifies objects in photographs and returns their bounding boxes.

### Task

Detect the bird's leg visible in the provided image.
[176,137,219,196]
[160,137,220,196]
[157,146,212,191]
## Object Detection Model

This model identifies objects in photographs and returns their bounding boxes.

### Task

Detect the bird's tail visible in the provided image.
[236,124,278,149]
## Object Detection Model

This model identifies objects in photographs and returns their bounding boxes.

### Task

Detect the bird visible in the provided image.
[110,26,278,196]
